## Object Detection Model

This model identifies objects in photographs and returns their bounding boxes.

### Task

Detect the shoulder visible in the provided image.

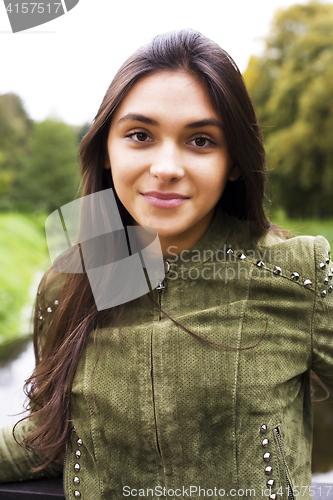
[222,212,331,298]
[255,229,332,298]
[36,267,67,324]
[215,213,333,299]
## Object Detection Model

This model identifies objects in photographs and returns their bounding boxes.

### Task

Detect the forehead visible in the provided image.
[111,70,219,123]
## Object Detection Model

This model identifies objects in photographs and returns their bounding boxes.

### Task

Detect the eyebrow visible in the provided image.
[117,113,223,130]
[185,119,223,130]
[117,113,158,126]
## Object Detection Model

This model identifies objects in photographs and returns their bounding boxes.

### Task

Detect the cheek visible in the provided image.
[198,159,230,197]
[110,146,146,181]
[111,171,131,203]
[109,151,132,190]
[204,180,227,204]
[111,168,140,203]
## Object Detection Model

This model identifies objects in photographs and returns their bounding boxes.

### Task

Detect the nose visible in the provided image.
[149,142,185,183]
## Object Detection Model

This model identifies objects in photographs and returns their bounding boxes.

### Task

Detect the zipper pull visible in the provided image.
[156,261,169,320]
[156,280,165,292]
[156,280,165,320]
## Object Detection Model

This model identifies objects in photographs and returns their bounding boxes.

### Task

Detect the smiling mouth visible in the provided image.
[141,191,189,208]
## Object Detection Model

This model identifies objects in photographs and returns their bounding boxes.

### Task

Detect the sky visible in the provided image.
[1,0,332,126]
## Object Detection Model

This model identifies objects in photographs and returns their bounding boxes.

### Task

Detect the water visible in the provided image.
[0,339,35,428]
[0,270,42,429]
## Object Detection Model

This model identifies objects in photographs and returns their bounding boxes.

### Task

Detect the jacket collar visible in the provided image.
[166,207,236,274]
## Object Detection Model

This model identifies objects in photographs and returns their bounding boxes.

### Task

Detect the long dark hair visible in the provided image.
[20,29,270,470]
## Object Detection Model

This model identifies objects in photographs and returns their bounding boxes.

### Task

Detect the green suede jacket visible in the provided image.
[0,209,332,500]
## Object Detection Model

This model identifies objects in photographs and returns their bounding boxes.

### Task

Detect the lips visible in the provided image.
[141,191,189,209]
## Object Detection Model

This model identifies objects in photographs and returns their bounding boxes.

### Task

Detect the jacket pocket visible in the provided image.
[274,427,295,500]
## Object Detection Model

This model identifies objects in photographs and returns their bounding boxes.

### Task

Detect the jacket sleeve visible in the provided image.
[0,419,63,483]
[311,235,333,393]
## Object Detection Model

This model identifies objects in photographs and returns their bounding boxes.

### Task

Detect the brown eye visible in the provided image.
[126,131,153,143]
[194,137,208,147]
[189,136,214,148]
[136,132,148,141]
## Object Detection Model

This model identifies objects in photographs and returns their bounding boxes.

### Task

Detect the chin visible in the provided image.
[155,228,178,238]
[139,217,181,235]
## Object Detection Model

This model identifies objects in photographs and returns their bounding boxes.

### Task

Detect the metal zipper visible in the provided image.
[274,427,294,500]
[150,278,166,455]
[156,280,165,321]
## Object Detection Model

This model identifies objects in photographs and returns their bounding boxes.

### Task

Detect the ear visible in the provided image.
[228,164,241,182]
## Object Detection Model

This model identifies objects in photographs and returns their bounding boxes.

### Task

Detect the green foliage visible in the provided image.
[244,1,333,218]
[0,149,14,195]
[0,213,48,348]
[15,119,80,212]
[0,94,32,208]
[0,94,81,213]
[268,209,333,248]
[77,121,92,144]
[0,93,32,163]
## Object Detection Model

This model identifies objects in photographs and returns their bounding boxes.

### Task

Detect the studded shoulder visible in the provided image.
[35,268,66,332]
[313,235,332,300]
[247,233,331,297]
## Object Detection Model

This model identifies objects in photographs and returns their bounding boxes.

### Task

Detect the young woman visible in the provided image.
[0,29,332,500]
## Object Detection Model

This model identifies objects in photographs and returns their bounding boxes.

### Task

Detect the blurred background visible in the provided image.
[0,0,333,476]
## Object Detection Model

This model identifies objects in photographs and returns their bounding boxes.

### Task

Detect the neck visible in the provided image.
[159,210,215,258]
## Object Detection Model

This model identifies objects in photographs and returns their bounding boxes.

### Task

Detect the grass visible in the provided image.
[268,210,333,249]
[0,212,49,352]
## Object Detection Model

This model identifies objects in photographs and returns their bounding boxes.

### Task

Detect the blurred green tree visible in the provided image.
[0,93,32,208]
[15,119,80,213]
[0,94,81,213]
[77,121,92,144]
[0,150,13,196]
[244,1,333,218]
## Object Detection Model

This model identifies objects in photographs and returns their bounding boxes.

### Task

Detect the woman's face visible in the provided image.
[107,70,239,256]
